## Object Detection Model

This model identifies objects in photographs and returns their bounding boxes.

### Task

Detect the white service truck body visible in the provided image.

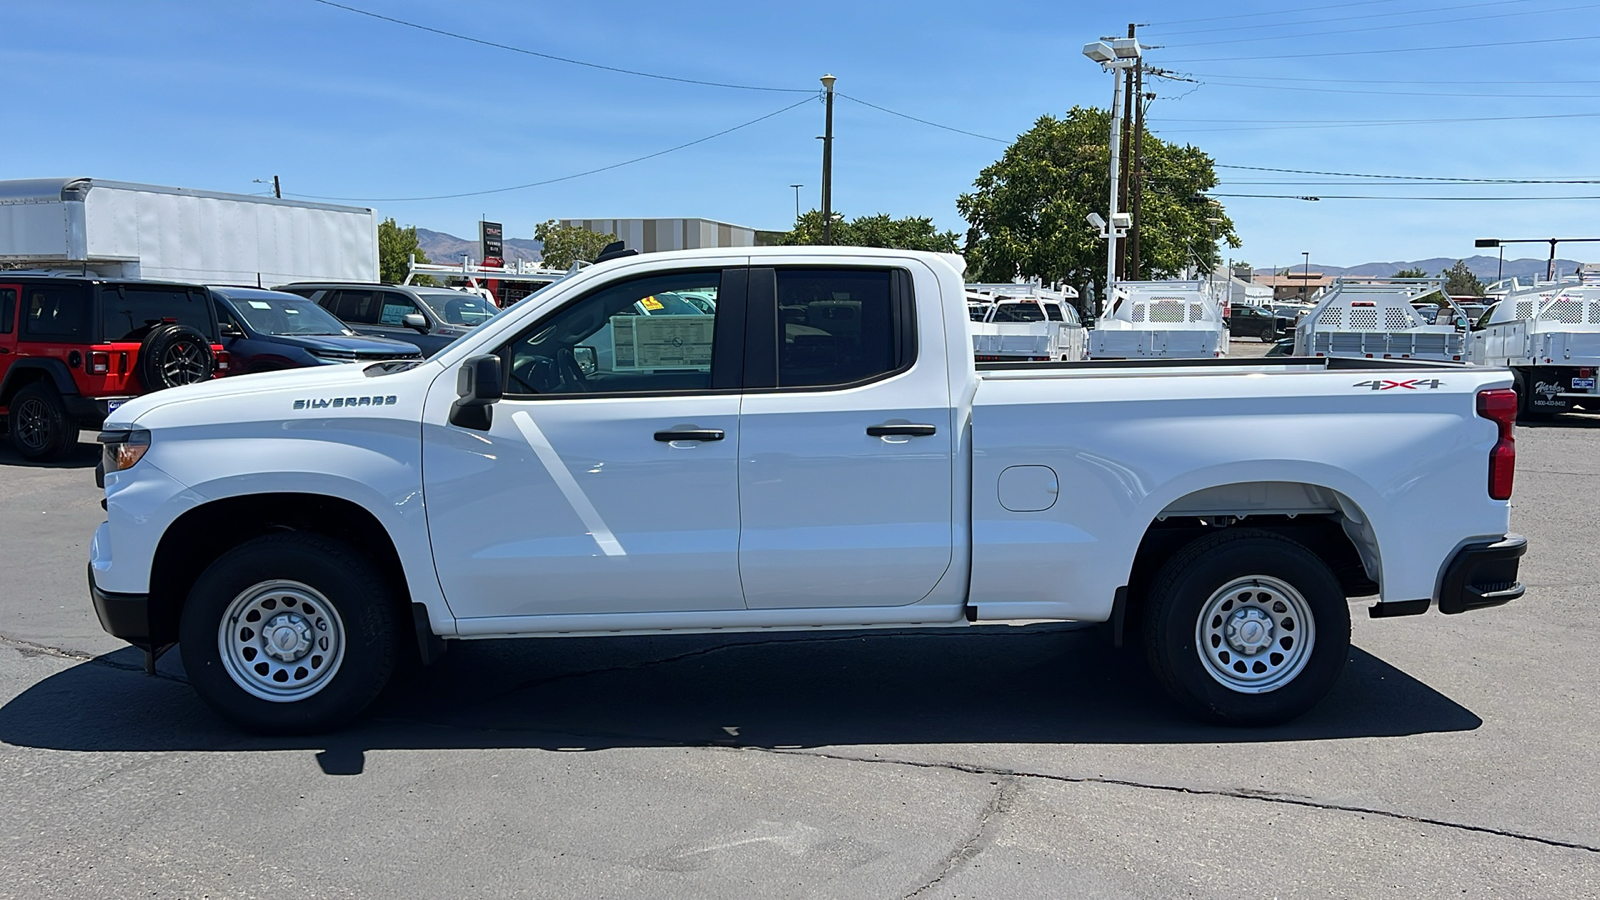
[1088,280,1226,359]
[0,178,377,285]
[1295,278,1469,363]
[967,285,1086,362]
[88,247,1526,733]
[1470,271,1600,416]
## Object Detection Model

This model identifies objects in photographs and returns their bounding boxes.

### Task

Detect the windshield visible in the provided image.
[225,293,351,335]
[415,290,498,327]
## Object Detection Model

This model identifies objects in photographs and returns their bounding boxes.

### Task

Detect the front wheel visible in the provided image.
[179,533,398,734]
[1260,325,1276,343]
[1143,529,1351,726]
[8,382,75,461]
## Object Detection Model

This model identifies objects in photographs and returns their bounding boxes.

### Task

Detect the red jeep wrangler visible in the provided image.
[0,275,227,461]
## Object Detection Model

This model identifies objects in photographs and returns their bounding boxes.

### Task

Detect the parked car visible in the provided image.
[93,247,1525,735]
[1228,303,1288,342]
[210,287,422,374]
[274,283,497,357]
[1,273,225,460]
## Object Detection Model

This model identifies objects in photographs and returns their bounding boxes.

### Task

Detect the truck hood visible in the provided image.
[107,360,442,427]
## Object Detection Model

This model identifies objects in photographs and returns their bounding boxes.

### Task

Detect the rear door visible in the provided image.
[736,264,955,609]
[0,284,18,380]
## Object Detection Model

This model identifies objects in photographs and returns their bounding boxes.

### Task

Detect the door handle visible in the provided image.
[867,423,937,437]
[654,428,724,442]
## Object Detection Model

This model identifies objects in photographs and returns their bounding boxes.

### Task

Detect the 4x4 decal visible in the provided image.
[1353,379,1444,391]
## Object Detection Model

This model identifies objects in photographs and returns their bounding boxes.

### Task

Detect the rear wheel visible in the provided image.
[8,382,75,461]
[1260,324,1276,343]
[179,532,398,734]
[1143,529,1351,726]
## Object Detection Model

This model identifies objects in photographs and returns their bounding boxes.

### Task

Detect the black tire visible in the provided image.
[1512,370,1552,422]
[138,324,215,390]
[8,382,76,461]
[1260,325,1276,343]
[1143,528,1351,726]
[178,532,398,734]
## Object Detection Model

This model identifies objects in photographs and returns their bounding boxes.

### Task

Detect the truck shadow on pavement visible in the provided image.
[0,624,1482,774]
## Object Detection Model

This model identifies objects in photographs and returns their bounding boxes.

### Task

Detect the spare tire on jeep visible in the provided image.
[138,324,215,390]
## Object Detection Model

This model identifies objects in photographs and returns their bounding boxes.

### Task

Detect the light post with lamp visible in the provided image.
[789,184,804,222]
[1475,237,1600,283]
[819,74,836,244]
[1083,37,1142,311]
[1301,251,1311,301]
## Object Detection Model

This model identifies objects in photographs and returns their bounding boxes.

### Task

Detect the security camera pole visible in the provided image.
[1083,37,1142,313]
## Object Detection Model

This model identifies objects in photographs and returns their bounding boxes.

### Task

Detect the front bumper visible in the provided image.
[1437,533,1527,614]
[87,562,155,649]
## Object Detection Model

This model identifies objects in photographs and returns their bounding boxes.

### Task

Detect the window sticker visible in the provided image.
[247,301,272,309]
[611,314,713,370]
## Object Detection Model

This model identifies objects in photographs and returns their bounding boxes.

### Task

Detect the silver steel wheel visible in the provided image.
[217,580,345,703]
[1195,575,1316,694]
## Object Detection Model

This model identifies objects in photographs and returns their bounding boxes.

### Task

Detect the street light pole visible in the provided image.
[1302,251,1311,300]
[1475,237,1600,283]
[820,74,836,245]
[1083,38,1141,308]
[790,184,804,222]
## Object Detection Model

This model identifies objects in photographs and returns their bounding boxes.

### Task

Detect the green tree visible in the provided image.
[534,220,616,270]
[1394,267,1428,278]
[378,218,431,284]
[778,211,961,252]
[957,107,1238,295]
[1440,259,1486,296]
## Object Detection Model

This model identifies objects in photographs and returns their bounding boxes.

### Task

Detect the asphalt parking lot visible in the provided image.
[1,345,1596,899]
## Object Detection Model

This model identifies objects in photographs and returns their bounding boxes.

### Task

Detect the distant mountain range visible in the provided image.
[416,228,542,266]
[1255,255,1586,282]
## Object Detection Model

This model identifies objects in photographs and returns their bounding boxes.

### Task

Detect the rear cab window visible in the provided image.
[765,267,913,390]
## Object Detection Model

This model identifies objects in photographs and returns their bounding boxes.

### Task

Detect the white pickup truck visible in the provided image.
[89,247,1526,734]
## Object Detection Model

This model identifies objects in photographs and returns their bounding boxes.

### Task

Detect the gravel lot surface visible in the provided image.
[1,345,1595,898]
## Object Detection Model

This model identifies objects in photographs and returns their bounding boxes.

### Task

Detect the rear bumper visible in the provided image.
[1369,533,1526,618]
[1437,533,1527,614]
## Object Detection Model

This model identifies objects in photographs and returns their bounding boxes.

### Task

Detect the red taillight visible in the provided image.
[1478,388,1517,500]
[214,348,230,373]
[89,351,110,374]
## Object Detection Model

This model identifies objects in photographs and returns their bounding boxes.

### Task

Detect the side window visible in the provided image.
[21,285,89,341]
[0,287,15,335]
[378,293,421,326]
[502,270,727,397]
[1044,303,1064,322]
[775,268,903,389]
[328,290,379,324]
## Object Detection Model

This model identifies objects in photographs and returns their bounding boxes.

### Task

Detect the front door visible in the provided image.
[737,265,955,609]
[422,265,749,621]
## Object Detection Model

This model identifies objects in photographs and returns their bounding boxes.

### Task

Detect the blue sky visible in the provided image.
[7,0,1600,270]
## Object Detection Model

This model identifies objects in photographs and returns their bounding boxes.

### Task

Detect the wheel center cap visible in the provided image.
[261,613,313,662]
[1226,607,1275,655]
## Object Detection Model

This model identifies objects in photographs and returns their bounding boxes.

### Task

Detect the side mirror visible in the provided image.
[449,354,502,431]
[221,322,245,339]
[573,345,597,376]
[402,312,429,333]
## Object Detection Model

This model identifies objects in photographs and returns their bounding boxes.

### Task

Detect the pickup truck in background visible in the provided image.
[1470,267,1600,418]
[967,284,1086,362]
[89,247,1526,734]
[1088,279,1227,359]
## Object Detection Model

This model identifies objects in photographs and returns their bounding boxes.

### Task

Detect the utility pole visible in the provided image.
[272,175,281,199]
[1130,82,1147,281]
[820,74,836,245]
[1116,24,1136,280]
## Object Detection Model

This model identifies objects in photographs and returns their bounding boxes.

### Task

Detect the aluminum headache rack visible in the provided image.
[1294,277,1469,362]
[1088,280,1225,359]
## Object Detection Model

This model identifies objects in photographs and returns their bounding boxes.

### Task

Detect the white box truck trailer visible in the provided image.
[0,178,377,286]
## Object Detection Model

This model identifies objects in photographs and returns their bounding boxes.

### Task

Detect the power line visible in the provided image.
[1161,1,1599,48]
[1219,163,1600,181]
[286,96,816,202]
[1150,0,1541,37]
[306,0,813,93]
[1183,72,1600,85]
[1153,110,1600,131]
[1224,178,1600,185]
[1193,78,1600,98]
[1147,0,1408,28]
[1212,192,1600,200]
[1162,30,1600,62]
[835,93,1010,143]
